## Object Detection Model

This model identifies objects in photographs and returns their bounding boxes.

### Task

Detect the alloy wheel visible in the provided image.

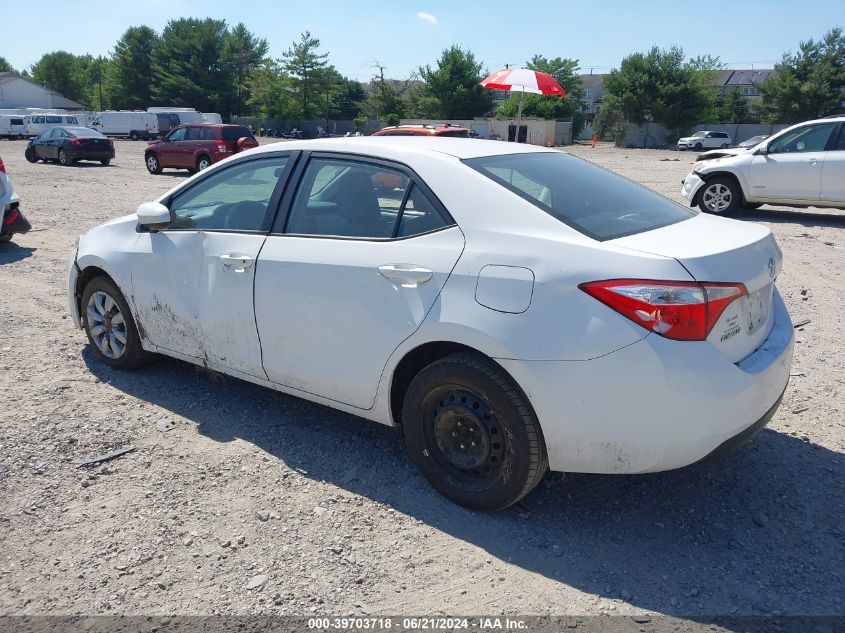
[86,291,128,359]
[702,182,732,213]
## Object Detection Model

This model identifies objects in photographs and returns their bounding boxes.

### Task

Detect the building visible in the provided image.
[578,73,607,120]
[713,69,773,101]
[0,72,84,110]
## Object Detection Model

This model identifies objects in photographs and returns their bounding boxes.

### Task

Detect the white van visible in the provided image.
[147,109,206,135]
[25,113,84,136]
[201,112,223,124]
[0,115,27,139]
[91,111,159,140]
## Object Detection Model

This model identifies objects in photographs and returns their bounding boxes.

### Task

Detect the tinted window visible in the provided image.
[438,129,471,137]
[66,117,78,124]
[46,116,61,123]
[465,152,695,241]
[201,127,216,141]
[397,185,447,237]
[222,126,254,141]
[285,158,410,238]
[768,123,836,154]
[167,128,187,141]
[185,127,203,141]
[33,116,45,124]
[66,127,105,138]
[11,118,23,125]
[169,157,289,232]
[834,126,845,151]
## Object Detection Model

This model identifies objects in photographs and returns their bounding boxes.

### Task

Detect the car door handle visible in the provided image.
[219,254,255,272]
[808,158,818,165]
[378,264,433,287]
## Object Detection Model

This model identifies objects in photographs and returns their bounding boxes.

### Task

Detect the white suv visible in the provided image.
[681,116,845,214]
[677,130,732,151]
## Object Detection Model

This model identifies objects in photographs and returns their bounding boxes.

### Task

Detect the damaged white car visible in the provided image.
[68,137,793,510]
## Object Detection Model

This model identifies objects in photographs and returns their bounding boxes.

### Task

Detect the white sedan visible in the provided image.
[67,138,793,511]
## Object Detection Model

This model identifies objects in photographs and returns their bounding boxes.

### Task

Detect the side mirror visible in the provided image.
[136,201,171,230]
[754,144,768,155]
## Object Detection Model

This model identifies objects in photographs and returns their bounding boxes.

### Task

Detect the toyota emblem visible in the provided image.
[768,256,776,279]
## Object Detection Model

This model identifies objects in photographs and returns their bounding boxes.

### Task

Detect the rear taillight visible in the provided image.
[4,209,20,225]
[216,142,228,153]
[107,139,114,147]
[0,158,5,173]
[70,138,80,146]
[579,279,747,341]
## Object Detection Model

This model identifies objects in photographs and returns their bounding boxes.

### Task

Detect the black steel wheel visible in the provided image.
[402,353,548,511]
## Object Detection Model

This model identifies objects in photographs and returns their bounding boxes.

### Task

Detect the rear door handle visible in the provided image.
[378,264,433,287]
[808,158,818,165]
[219,254,255,272]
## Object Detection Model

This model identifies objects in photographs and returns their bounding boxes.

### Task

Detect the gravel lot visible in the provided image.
[0,138,843,619]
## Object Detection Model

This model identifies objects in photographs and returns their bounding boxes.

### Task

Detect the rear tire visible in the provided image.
[145,153,162,175]
[402,353,548,511]
[81,276,150,370]
[697,176,741,215]
[100,159,111,166]
[720,143,729,149]
[130,131,139,141]
[196,155,211,171]
[58,149,72,166]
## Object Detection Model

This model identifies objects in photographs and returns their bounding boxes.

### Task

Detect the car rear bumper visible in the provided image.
[498,288,793,474]
[66,149,115,160]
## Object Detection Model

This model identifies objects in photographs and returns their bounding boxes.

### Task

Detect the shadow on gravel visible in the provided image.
[84,351,845,620]
[0,242,35,264]
[734,207,845,228]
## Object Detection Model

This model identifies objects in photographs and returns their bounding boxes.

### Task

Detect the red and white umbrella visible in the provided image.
[480,67,567,140]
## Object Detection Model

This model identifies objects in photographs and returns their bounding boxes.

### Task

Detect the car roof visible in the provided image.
[249,136,557,160]
[178,123,247,128]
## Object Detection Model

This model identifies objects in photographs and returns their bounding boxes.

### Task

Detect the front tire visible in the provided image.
[697,176,741,215]
[694,142,703,151]
[402,353,548,511]
[81,276,150,370]
[145,153,162,174]
[24,147,37,163]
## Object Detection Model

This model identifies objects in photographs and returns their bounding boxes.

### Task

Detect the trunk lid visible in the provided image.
[611,214,782,363]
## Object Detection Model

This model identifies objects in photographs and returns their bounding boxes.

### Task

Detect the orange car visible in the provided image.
[372,124,475,138]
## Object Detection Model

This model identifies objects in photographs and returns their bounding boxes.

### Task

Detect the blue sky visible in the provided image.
[2,0,841,79]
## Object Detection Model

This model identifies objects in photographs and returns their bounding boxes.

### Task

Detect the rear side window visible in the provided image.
[222,126,255,141]
[185,127,203,141]
[465,152,695,241]
[46,116,61,123]
[11,118,23,125]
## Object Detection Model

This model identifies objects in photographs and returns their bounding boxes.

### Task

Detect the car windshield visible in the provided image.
[222,126,255,141]
[692,132,707,138]
[464,152,695,241]
[66,127,105,138]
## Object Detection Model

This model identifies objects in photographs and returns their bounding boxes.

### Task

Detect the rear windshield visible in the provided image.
[464,152,695,241]
[222,126,255,141]
[437,129,471,137]
[66,127,105,138]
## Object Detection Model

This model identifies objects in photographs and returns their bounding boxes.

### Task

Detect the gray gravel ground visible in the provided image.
[0,138,843,618]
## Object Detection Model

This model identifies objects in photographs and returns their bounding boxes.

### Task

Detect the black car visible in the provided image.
[25,127,115,166]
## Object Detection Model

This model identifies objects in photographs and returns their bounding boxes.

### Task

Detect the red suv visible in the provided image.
[144,124,258,174]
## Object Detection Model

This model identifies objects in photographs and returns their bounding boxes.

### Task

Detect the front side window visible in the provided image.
[768,123,836,154]
[465,152,695,241]
[167,127,187,142]
[285,158,410,238]
[168,156,289,232]
[33,116,45,124]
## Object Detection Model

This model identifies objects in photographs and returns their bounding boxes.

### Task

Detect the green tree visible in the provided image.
[754,27,845,123]
[363,61,407,121]
[222,23,269,117]
[151,18,230,113]
[496,55,585,135]
[282,31,329,119]
[245,59,300,120]
[0,57,14,73]
[334,77,366,119]
[31,51,86,103]
[598,47,717,142]
[106,26,159,110]
[416,46,492,118]
[712,87,751,123]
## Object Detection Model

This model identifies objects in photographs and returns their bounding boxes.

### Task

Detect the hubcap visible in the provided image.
[199,159,210,170]
[702,183,732,212]
[429,389,505,481]
[147,156,158,171]
[86,291,127,359]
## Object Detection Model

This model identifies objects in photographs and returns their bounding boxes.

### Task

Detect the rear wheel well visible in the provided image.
[695,171,747,206]
[390,342,506,428]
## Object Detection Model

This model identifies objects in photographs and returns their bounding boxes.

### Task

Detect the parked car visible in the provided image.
[0,156,31,243]
[25,127,115,166]
[0,114,26,140]
[682,115,845,214]
[373,123,473,137]
[91,111,159,140]
[737,134,769,149]
[677,131,732,151]
[68,137,793,511]
[144,124,258,174]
